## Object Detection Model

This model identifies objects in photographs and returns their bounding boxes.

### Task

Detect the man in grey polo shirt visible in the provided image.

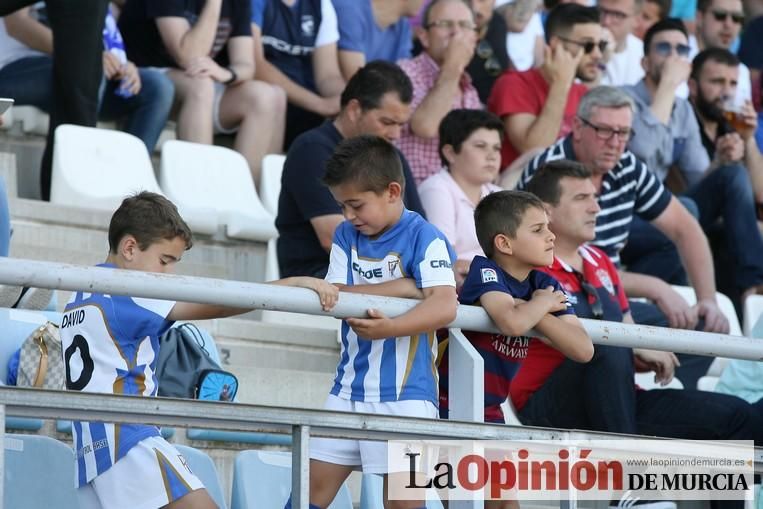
[624,19,763,305]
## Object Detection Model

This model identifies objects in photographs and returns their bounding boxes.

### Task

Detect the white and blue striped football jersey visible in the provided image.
[325,209,456,405]
[59,264,175,487]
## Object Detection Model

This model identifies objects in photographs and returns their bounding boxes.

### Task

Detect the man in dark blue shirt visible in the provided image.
[277,61,425,278]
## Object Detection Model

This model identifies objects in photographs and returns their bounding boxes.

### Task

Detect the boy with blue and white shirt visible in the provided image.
[292,135,458,509]
[61,192,338,509]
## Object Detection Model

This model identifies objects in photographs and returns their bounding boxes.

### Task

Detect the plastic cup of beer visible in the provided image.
[722,96,748,132]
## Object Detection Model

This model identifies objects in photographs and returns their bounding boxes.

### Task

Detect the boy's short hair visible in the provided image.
[323,135,405,194]
[108,191,193,253]
[643,18,687,54]
[340,60,413,110]
[438,109,504,167]
[544,4,601,44]
[525,160,593,206]
[475,190,546,258]
[691,47,739,80]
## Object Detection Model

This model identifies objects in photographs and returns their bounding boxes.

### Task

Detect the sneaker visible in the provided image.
[0,285,22,308]
[14,287,54,311]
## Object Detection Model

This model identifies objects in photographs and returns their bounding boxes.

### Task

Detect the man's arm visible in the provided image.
[4,7,53,54]
[251,23,339,116]
[310,214,345,253]
[503,44,581,154]
[312,43,345,98]
[745,137,763,203]
[344,285,457,339]
[338,50,365,81]
[618,270,697,329]
[650,196,729,332]
[409,32,476,138]
[225,36,256,83]
[155,0,222,69]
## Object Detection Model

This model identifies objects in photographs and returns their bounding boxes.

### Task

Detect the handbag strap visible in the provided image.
[32,326,48,388]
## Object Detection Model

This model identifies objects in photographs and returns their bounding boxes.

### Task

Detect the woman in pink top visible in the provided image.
[419,109,504,285]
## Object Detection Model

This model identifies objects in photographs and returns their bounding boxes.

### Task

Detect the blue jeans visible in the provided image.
[99,69,174,153]
[685,163,763,291]
[0,56,173,153]
[518,344,763,444]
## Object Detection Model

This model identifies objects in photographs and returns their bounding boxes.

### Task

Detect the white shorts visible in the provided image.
[76,436,205,509]
[212,81,239,135]
[310,394,438,474]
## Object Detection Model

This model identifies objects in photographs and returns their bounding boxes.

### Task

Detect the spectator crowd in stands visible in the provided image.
[2,0,763,505]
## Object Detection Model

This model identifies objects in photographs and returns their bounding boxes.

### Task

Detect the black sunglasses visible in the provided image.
[652,41,691,58]
[576,273,604,319]
[477,40,503,76]
[557,36,608,54]
[711,9,744,23]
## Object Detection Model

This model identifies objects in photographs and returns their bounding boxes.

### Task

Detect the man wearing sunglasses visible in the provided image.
[517,86,731,343]
[689,0,751,105]
[624,20,763,314]
[487,3,604,169]
[517,159,763,446]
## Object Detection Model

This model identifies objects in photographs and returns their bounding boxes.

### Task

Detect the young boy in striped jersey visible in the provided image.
[290,135,458,509]
[60,191,338,509]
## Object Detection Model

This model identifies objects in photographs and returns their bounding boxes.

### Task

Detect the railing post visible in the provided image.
[0,403,5,509]
[292,425,310,509]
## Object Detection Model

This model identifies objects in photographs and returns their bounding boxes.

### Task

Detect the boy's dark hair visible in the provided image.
[323,135,405,194]
[108,191,193,253]
[438,109,504,167]
[340,60,413,110]
[691,47,739,80]
[643,18,687,54]
[525,160,593,206]
[545,4,600,43]
[646,0,673,20]
[421,0,472,28]
[475,190,546,258]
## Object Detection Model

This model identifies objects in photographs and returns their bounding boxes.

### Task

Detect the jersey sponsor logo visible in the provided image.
[491,335,530,360]
[596,268,615,295]
[430,259,452,269]
[300,14,315,36]
[352,262,383,279]
[261,35,314,56]
[481,268,498,283]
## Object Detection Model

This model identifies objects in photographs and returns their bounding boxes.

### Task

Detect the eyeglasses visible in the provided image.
[477,40,503,76]
[576,273,604,319]
[426,19,478,31]
[557,36,608,54]
[598,6,631,22]
[710,9,744,23]
[579,117,634,142]
[652,41,691,58]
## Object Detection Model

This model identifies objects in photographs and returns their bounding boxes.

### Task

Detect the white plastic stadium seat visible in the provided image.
[50,124,162,210]
[160,140,277,241]
[697,375,720,392]
[743,294,763,337]
[260,153,285,216]
[7,105,49,135]
[670,285,739,377]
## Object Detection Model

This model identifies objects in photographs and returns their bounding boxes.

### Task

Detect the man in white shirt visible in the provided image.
[599,0,646,86]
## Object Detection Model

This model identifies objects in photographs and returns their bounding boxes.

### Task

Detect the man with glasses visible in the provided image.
[397,0,481,185]
[516,159,762,444]
[690,0,751,105]
[624,20,763,316]
[516,86,730,346]
[465,0,511,103]
[599,0,647,86]
[487,3,604,169]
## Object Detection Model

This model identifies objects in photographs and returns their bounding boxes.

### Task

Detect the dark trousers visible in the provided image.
[0,0,109,200]
[518,344,762,445]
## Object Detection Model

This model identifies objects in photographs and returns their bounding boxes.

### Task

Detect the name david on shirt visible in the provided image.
[62,309,85,329]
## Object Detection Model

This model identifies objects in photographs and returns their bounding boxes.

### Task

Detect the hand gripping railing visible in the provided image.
[0,258,761,509]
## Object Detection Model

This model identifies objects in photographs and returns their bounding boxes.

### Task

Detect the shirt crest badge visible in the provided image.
[596,268,615,295]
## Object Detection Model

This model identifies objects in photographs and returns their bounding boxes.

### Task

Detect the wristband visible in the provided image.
[223,67,237,85]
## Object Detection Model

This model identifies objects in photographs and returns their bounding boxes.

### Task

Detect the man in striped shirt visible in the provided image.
[517,86,730,334]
